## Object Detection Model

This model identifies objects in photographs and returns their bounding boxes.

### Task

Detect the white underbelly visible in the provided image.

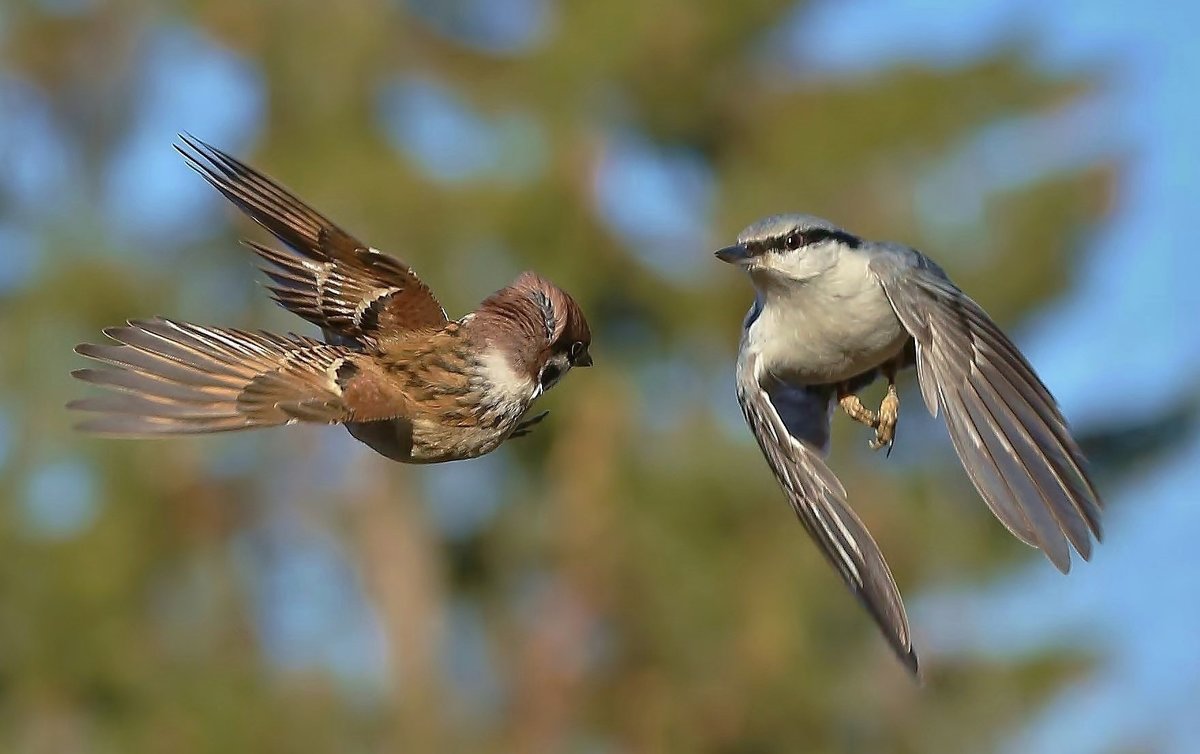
[769,321,908,384]
[748,275,910,385]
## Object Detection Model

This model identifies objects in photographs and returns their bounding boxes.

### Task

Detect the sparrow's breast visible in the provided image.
[342,334,537,464]
[348,391,531,464]
[408,397,529,463]
[404,347,538,463]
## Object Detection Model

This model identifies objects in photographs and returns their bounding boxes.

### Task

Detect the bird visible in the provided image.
[715,213,1103,675]
[69,136,592,463]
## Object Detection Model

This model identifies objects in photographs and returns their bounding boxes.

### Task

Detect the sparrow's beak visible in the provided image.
[576,352,593,368]
[715,243,751,265]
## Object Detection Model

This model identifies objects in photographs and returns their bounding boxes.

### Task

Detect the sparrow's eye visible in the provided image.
[784,232,803,251]
[568,340,592,367]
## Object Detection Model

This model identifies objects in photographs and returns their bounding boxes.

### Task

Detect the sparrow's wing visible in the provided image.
[177,135,448,343]
[737,349,917,674]
[870,248,1103,572]
[70,318,409,435]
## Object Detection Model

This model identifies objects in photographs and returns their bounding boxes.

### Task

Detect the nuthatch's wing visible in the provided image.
[736,348,918,674]
[870,248,1103,571]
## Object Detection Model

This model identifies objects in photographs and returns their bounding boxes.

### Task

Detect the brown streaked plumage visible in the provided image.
[69,136,593,463]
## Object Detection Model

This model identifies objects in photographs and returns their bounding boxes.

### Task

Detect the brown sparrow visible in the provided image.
[69,136,593,463]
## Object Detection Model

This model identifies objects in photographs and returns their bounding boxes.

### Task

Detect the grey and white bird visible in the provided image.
[716,213,1103,675]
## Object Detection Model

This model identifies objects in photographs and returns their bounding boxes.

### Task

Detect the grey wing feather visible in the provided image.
[870,250,1103,572]
[737,351,918,674]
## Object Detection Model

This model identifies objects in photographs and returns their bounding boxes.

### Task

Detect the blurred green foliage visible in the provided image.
[0,1,1137,752]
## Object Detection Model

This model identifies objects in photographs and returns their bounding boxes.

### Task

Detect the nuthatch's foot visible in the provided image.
[838,387,879,429]
[870,382,899,454]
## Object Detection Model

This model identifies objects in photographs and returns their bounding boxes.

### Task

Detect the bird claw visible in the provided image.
[510,410,550,439]
[869,385,899,453]
[838,390,879,428]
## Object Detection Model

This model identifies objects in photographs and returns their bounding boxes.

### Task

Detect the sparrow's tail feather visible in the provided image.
[69,318,355,436]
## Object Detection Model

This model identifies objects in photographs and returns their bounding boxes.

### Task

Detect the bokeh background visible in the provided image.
[2,0,1198,752]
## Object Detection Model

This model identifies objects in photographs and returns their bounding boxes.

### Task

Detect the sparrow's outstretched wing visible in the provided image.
[870,247,1103,572]
[736,349,917,674]
[178,135,448,344]
[70,318,408,435]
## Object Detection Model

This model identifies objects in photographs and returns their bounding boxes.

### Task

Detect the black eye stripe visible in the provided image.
[801,229,832,246]
[774,228,861,251]
[748,239,774,255]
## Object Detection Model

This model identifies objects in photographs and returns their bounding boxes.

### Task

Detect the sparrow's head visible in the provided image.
[477,271,592,395]
[715,214,862,286]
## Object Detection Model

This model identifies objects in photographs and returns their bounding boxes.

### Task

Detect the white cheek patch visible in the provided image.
[481,348,537,403]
